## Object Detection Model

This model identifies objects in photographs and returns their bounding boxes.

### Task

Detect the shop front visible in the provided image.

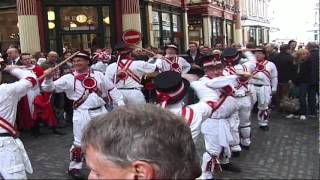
[0,0,19,52]
[148,1,184,51]
[43,0,116,54]
[187,1,236,48]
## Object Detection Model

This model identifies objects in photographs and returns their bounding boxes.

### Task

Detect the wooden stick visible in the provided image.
[113,55,121,84]
[37,51,80,81]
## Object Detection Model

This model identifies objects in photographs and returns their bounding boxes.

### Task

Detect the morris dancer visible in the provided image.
[41,51,125,179]
[250,48,278,131]
[0,61,36,179]
[105,42,158,105]
[153,71,214,142]
[150,43,191,74]
[221,47,256,152]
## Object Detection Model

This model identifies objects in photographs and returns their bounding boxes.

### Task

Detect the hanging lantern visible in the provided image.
[76,14,88,23]
[47,10,55,21]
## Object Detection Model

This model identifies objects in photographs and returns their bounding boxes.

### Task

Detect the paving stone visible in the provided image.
[19,112,319,179]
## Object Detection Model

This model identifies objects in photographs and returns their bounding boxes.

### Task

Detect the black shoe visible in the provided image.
[52,128,66,135]
[259,126,269,131]
[220,163,241,172]
[232,151,241,157]
[68,169,84,180]
[241,145,250,150]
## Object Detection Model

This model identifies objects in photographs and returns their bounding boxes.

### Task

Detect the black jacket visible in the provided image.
[185,49,203,66]
[295,60,311,84]
[273,52,295,83]
[308,49,319,85]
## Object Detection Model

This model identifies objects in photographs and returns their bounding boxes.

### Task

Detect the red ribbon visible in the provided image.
[157,93,171,108]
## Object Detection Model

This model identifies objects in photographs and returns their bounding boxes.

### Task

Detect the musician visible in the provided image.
[249,48,278,131]
[0,62,36,179]
[41,51,125,179]
[150,43,191,74]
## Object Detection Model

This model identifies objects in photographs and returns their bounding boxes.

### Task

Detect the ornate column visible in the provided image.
[234,0,242,44]
[122,0,142,45]
[17,0,41,54]
[203,16,212,46]
[181,0,189,51]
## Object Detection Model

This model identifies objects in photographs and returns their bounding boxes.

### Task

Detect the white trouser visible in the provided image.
[200,118,233,179]
[0,137,33,179]
[252,85,271,126]
[69,106,107,170]
[119,89,146,105]
[236,96,252,146]
[226,112,241,152]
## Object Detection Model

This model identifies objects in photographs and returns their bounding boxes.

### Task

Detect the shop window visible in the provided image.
[102,6,111,48]
[172,14,181,46]
[152,11,160,48]
[60,6,98,31]
[188,17,203,46]
[0,9,19,51]
[226,22,233,46]
[162,12,171,45]
[47,7,57,51]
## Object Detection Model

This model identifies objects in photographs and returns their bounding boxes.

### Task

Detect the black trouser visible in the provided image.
[299,83,318,115]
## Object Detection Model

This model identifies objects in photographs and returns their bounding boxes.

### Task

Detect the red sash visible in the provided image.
[163,56,181,73]
[181,107,194,126]
[225,66,237,75]
[0,116,17,138]
[117,59,140,84]
[234,78,249,90]
[252,61,271,82]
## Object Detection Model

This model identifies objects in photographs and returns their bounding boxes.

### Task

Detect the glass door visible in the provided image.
[62,33,97,52]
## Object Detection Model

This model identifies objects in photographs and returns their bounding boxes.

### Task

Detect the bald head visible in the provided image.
[6,48,20,61]
[47,51,58,63]
[306,42,319,51]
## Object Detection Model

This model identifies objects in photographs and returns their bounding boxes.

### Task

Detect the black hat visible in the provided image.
[72,51,91,61]
[222,47,239,58]
[154,71,189,107]
[251,48,266,55]
[115,41,133,53]
[199,55,223,67]
[164,43,178,51]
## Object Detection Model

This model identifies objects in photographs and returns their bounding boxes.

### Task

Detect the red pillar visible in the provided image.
[36,0,45,52]
[115,0,123,44]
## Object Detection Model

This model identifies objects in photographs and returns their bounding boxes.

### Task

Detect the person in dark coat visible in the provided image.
[265,43,278,63]
[305,42,319,117]
[273,44,296,110]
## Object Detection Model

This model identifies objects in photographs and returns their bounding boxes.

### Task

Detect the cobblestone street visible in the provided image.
[22,112,319,179]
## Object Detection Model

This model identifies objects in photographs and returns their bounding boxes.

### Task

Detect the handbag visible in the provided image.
[280,96,300,113]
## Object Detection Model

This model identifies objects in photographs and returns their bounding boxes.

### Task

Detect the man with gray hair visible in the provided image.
[82,104,201,179]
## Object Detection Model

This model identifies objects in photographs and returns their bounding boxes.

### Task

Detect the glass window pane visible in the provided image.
[152,11,160,48]
[102,6,111,48]
[0,8,19,50]
[162,12,171,44]
[60,6,98,31]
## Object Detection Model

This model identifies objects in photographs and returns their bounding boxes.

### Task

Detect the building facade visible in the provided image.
[306,0,319,43]
[0,0,251,55]
[240,0,270,46]
[186,0,241,47]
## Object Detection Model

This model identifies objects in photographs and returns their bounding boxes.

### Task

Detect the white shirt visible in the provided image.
[41,70,125,109]
[105,59,156,88]
[0,69,35,133]
[150,56,191,74]
[249,60,278,91]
